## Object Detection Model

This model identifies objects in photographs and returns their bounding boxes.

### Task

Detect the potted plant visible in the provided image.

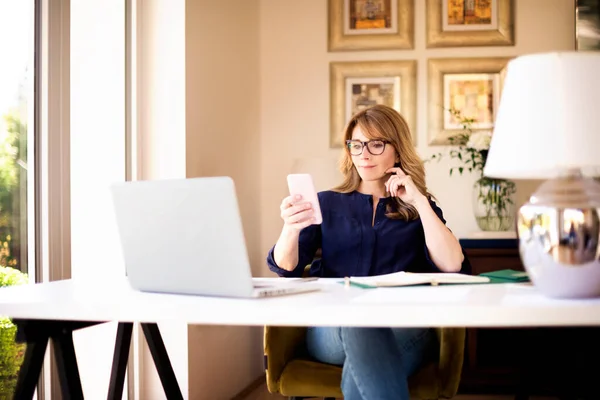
[430,109,516,232]
[0,261,28,397]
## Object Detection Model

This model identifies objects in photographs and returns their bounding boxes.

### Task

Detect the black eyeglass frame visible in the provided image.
[345,139,389,156]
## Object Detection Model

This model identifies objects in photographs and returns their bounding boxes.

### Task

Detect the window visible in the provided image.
[0,0,35,276]
[0,1,36,397]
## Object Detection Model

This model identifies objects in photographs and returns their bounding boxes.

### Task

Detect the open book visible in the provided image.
[349,271,490,288]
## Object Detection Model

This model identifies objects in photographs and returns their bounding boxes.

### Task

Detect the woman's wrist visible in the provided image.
[412,194,430,210]
[281,224,301,239]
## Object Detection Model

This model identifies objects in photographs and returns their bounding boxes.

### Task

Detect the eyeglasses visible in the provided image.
[345,140,388,156]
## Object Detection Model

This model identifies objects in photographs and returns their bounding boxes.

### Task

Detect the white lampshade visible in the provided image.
[484,52,600,180]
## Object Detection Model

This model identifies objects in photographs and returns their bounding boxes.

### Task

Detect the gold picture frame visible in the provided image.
[328,0,414,51]
[330,60,416,148]
[426,0,514,48]
[428,57,511,145]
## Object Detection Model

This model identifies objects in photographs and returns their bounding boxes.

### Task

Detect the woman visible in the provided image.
[266,104,469,400]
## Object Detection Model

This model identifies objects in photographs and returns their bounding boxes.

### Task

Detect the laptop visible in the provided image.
[110,176,319,298]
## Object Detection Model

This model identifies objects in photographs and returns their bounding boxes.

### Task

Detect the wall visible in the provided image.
[185,0,264,399]
[258,0,576,273]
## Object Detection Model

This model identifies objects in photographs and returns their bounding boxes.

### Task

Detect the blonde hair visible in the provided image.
[333,105,432,220]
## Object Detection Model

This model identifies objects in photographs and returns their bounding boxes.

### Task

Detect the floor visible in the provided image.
[241,383,561,400]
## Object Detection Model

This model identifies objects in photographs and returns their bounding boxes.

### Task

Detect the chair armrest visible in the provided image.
[436,327,466,398]
[303,264,311,277]
[264,326,307,394]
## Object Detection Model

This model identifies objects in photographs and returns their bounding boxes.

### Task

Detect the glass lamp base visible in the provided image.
[517,172,600,298]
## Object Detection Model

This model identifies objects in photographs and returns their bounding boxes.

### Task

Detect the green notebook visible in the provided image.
[479,269,530,283]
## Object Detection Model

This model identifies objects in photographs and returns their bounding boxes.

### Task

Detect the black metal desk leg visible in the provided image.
[107,322,133,400]
[141,323,183,400]
[14,335,49,400]
[53,330,84,400]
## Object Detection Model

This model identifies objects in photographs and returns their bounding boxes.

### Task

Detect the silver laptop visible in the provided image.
[110,176,318,298]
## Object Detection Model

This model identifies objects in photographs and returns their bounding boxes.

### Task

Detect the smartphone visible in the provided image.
[286,174,323,225]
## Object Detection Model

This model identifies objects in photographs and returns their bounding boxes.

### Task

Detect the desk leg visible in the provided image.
[14,334,49,400]
[53,329,84,399]
[13,320,100,400]
[141,323,183,400]
[108,322,133,400]
[14,320,182,400]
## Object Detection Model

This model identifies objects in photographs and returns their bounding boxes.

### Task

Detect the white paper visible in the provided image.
[350,271,489,287]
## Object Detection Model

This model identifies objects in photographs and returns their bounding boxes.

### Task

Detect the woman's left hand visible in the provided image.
[385,167,426,206]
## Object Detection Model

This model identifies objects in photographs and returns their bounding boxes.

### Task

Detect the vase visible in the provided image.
[472,177,516,231]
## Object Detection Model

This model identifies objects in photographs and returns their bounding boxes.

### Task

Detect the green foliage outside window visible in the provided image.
[0,112,27,271]
[0,266,28,397]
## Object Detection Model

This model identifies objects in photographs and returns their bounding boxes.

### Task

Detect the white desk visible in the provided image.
[2,277,600,327]
[1,277,600,399]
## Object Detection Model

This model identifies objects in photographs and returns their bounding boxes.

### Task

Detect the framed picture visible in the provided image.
[427,57,511,145]
[576,0,600,51]
[328,0,414,51]
[330,60,416,147]
[426,0,514,48]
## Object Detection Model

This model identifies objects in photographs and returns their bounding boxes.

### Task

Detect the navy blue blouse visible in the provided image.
[267,190,470,278]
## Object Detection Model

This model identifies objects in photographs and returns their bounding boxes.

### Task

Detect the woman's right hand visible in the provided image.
[280,195,315,232]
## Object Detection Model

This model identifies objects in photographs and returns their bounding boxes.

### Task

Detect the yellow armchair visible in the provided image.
[264,326,466,400]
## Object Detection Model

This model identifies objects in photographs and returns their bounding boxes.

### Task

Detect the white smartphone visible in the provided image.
[286,174,323,225]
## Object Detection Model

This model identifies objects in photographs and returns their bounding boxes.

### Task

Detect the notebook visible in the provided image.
[348,271,490,289]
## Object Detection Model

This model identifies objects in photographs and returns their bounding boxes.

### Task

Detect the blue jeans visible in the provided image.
[305,327,438,400]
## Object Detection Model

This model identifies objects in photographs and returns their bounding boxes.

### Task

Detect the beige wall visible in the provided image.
[185,0,263,399]
[258,0,576,271]
[185,0,261,273]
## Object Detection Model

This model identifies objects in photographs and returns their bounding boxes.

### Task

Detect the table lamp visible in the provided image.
[484,52,600,299]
